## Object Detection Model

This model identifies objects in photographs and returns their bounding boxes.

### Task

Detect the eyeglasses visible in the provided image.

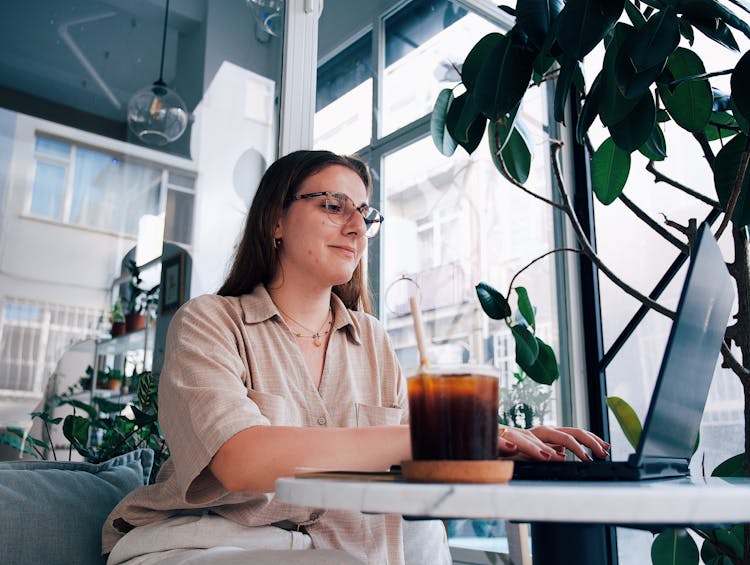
[286,191,384,238]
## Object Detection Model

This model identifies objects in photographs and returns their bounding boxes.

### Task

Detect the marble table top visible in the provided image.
[275,475,750,525]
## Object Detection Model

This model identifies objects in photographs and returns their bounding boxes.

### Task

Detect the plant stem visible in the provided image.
[618,193,688,252]
[645,162,721,209]
[549,143,675,318]
[716,138,750,239]
[506,247,583,300]
[667,68,734,88]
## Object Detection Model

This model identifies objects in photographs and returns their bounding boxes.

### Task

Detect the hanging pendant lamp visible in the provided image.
[127,0,188,146]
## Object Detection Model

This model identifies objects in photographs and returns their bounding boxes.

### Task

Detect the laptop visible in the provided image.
[512,222,735,481]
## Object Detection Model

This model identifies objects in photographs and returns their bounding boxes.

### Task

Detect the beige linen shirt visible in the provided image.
[102,285,410,564]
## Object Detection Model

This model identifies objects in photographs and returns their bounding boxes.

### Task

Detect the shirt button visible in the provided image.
[317,416,327,425]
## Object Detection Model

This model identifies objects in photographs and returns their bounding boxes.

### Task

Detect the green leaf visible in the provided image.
[629,8,680,71]
[532,53,556,85]
[511,324,540,368]
[657,109,670,122]
[714,133,750,226]
[606,396,642,449]
[499,126,532,184]
[0,432,39,457]
[63,414,91,454]
[557,0,625,60]
[651,528,699,565]
[623,0,646,28]
[591,138,631,204]
[679,0,750,41]
[489,103,521,152]
[711,453,748,477]
[731,98,750,136]
[704,112,740,141]
[688,16,739,51]
[476,282,512,320]
[446,92,487,155]
[473,29,536,121]
[462,33,503,90]
[30,411,63,425]
[92,397,128,414]
[58,398,97,419]
[609,91,656,151]
[516,0,564,50]
[639,122,667,161]
[678,17,695,46]
[431,89,458,156]
[554,55,579,124]
[730,50,750,127]
[515,287,536,330]
[523,338,559,385]
[657,48,713,132]
[577,71,604,144]
[599,24,641,125]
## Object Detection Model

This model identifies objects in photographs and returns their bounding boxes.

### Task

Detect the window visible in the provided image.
[317,1,563,558]
[29,135,195,244]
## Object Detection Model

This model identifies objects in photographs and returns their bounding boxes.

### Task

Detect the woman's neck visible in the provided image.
[266,283,333,329]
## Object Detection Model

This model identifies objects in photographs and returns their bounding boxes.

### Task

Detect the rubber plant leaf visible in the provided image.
[476,282,512,320]
[688,16,739,51]
[704,111,739,141]
[599,24,640,126]
[651,529,699,565]
[639,121,668,160]
[554,54,579,124]
[473,28,537,121]
[515,286,536,330]
[730,50,750,127]
[556,0,625,61]
[610,90,656,151]
[711,453,747,477]
[523,338,559,385]
[714,133,750,226]
[461,32,503,90]
[591,137,631,205]
[577,71,604,144]
[678,16,694,46]
[499,125,532,184]
[606,396,642,449]
[623,0,646,28]
[515,0,564,50]
[629,7,680,72]
[446,91,487,155]
[431,88,458,156]
[657,47,713,132]
[511,324,540,368]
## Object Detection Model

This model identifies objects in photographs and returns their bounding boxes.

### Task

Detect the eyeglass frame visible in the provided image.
[285,191,384,237]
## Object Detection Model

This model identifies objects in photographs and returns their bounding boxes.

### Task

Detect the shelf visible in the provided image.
[68,328,148,356]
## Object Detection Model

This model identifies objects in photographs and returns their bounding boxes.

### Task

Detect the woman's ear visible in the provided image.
[273,221,283,240]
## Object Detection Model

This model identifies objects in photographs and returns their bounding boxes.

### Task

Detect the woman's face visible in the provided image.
[274,164,368,290]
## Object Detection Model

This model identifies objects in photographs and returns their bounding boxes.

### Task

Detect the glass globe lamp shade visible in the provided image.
[127,80,188,146]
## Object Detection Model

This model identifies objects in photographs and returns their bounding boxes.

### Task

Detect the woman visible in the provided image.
[103,150,609,565]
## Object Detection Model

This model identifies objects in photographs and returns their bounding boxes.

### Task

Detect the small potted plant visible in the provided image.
[124,259,158,333]
[110,298,126,337]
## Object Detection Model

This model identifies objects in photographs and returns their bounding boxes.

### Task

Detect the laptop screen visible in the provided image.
[633,223,734,464]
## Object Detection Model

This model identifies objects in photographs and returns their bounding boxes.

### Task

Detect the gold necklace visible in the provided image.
[277,307,333,347]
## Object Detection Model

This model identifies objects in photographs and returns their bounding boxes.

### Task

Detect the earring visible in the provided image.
[273,238,282,250]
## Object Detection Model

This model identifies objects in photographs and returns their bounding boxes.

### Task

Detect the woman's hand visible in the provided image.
[496,425,610,462]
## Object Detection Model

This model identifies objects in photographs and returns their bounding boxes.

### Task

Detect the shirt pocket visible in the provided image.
[247,389,294,426]
[354,403,404,427]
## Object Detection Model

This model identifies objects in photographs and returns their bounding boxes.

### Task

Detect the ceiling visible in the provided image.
[0,0,206,139]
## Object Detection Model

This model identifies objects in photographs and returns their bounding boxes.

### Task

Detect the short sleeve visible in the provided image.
[157,296,269,504]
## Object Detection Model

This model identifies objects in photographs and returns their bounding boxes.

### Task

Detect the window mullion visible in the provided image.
[61,145,76,223]
[372,14,385,142]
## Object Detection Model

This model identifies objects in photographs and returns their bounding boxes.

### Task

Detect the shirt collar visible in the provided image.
[239,285,363,345]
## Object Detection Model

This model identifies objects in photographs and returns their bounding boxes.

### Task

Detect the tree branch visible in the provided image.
[550,143,675,319]
[716,137,750,239]
[494,140,567,211]
[645,162,721,209]
[693,131,716,168]
[722,342,750,379]
[618,193,688,252]
[507,247,584,299]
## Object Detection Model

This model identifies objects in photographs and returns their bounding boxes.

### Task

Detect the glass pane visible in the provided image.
[382,1,496,136]
[35,137,71,160]
[70,148,161,235]
[383,90,559,424]
[165,189,194,244]
[30,161,65,219]
[315,32,373,153]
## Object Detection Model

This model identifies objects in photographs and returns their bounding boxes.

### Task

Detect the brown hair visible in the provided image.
[217,150,373,312]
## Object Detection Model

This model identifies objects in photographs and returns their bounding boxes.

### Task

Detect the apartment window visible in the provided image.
[29,135,195,244]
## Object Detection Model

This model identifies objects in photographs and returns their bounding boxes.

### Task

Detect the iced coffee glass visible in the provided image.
[407,365,500,461]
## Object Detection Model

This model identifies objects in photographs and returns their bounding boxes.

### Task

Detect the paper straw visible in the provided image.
[409,296,429,371]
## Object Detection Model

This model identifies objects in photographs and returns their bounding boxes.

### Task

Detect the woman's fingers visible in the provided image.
[498,425,610,462]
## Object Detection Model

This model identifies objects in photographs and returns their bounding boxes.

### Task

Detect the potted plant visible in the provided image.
[431,0,749,560]
[123,259,159,333]
[110,298,126,337]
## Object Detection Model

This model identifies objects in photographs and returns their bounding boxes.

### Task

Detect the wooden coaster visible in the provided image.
[401,460,514,483]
